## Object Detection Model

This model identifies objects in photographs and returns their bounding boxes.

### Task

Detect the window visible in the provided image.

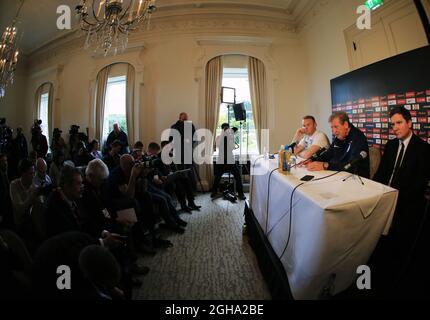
[102,75,127,142]
[39,93,49,145]
[36,83,52,148]
[216,67,258,156]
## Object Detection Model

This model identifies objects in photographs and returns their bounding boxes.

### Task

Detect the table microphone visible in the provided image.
[310,147,328,161]
[343,151,367,170]
[291,147,328,168]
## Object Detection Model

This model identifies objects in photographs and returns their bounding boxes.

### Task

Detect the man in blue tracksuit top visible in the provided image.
[306,111,370,178]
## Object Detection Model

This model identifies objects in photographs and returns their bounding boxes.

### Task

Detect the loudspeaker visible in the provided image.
[233,103,246,121]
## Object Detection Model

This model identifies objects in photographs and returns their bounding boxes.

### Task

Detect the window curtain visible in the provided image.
[248,57,268,154]
[95,65,111,143]
[47,83,54,138]
[204,56,223,187]
[126,64,135,145]
[34,85,43,120]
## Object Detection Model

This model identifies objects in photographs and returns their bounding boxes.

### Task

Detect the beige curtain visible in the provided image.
[126,64,135,145]
[34,83,53,138]
[204,56,223,188]
[34,85,43,120]
[248,57,268,154]
[95,66,111,143]
[47,83,54,138]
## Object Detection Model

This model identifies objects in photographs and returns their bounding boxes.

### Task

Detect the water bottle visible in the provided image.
[263,146,269,160]
[287,156,296,173]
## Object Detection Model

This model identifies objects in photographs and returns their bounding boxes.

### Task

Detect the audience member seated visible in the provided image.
[32,231,124,300]
[28,150,38,167]
[33,158,52,188]
[81,159,122,237]
[45,166,84,236]
[131,141,145,161]
[105,155,175,248]
[0,229,33,299]
[9,159,39,242]
[82,158,151,286]
[89,139,103,160]
[31,158,53,241]
[143,154,188,232]
[73,141,95,167]
[49,151,65,188]
[0,153,13,228]
[103,139,122,171]
[149,142,201,212]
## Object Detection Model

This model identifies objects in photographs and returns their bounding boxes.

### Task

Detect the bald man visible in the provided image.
[170,112,198,189]
[106,123,129,155]
[33,158,52,188]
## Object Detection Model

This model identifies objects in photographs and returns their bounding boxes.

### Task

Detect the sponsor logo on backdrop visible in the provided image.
[333,89,430,150]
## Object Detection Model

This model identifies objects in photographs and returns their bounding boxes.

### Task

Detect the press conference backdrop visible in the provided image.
[331,45,430,150]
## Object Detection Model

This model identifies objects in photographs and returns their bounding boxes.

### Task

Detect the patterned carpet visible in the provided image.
[133,193,271,300]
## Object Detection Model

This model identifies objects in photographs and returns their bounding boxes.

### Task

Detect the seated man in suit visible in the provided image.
[148,142,201,212]
[371,106,430,296]
[307,111,370,178]
[46,165,84,236]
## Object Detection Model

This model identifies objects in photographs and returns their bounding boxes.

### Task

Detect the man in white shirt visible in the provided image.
[291,115,329,159]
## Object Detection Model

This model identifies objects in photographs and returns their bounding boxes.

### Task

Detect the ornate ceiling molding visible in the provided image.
[28,13,298,71]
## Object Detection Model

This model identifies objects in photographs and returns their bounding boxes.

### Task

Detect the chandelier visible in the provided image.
[76,0,157,56]
[0,1,24,98]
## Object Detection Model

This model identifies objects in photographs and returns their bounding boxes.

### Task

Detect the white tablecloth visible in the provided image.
[250,157,398,299]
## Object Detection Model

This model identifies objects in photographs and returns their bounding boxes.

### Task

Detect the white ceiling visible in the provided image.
[0,0,318,54]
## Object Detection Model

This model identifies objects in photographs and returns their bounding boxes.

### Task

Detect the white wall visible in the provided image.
[300,0,364,136]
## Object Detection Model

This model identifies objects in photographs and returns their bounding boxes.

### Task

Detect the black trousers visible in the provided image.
[211,164,244,195]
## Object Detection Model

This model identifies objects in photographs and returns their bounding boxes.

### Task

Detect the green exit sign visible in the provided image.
[365,0,384,10]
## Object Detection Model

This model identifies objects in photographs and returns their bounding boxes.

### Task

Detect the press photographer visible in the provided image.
[69,124,89,160]
[148,142,201,212]
[30,120,48,158]
[50,128,67,157]
[211,123,245,201]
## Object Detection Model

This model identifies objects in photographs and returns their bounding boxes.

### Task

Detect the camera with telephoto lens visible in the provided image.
[136,155,163,169]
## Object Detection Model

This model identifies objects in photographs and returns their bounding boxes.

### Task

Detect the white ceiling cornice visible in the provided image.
[0,0,320,55]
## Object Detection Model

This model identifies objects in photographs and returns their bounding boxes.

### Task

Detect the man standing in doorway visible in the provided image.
[106,123,129,155]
